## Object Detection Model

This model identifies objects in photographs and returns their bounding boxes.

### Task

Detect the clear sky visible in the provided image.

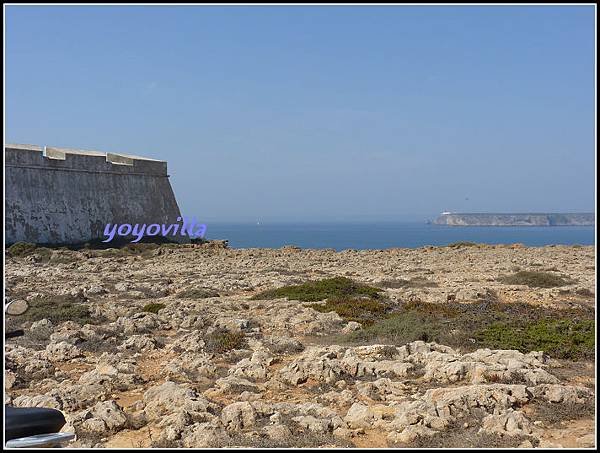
[5,5,596,222]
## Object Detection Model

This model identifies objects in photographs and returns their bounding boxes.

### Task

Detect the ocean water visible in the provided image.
[205,222,596,251]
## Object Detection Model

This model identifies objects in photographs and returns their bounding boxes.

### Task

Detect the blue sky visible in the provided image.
[5,5,596,222]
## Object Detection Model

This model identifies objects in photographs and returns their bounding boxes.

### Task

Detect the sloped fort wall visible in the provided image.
[5,144,185,244]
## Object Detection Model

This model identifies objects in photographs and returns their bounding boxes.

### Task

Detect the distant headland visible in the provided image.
[432,212,595,226]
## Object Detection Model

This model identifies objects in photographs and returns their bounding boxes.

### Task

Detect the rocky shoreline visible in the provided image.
[4,243,596,448]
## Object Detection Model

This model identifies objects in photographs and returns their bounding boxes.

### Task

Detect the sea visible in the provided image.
[205,222,596,251]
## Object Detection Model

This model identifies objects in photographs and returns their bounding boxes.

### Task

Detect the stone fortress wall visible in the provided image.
[5,143,185,244]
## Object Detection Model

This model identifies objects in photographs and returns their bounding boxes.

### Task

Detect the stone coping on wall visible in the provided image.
[5,143,168,176]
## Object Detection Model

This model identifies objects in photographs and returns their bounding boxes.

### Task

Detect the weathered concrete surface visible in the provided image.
[5,144,185,244]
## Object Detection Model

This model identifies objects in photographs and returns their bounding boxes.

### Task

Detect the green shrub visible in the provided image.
[528,398,594,425]
[251,277,382,302]
[211,431,353,448]
[402,299,461,317]
[116,243,160,257]
[575,288,594,297]
[84,242,163,259]
[308,297,389,326]
[341,299,595,360]
[476,319,595,360]
[497,270,575,288]
[377,277,438,289]
[204,328,246,353]
[24,294,95,325]
[176,288,219,299]
[347,310,443,344]
[142,303,165,314]
[481,370,528,385]
[7,242,37,257]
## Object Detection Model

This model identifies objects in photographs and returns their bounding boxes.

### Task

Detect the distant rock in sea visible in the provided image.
[433,212,595,226]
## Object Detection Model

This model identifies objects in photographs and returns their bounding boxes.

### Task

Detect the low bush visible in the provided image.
[204,328,246,353]
[308,297,390,326]
[347,310,443,344]
[7,242,37,256]
[575,288,594,297]
[23,294,96,325]
[251,277,382,302]
[176,288,220,299]
[497,270,576,288]
[142,303,165,314]
[377,277,438,289]
[342,299,595,360]
[476,319,594,360]
[527,397,595,425]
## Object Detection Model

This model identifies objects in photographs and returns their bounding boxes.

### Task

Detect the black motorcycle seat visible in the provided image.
[5,405,67,440]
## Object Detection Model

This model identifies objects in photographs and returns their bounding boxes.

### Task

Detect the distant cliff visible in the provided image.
[433,213,595,226]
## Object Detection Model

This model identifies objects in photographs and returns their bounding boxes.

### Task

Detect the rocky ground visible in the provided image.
[4,242,596,448]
